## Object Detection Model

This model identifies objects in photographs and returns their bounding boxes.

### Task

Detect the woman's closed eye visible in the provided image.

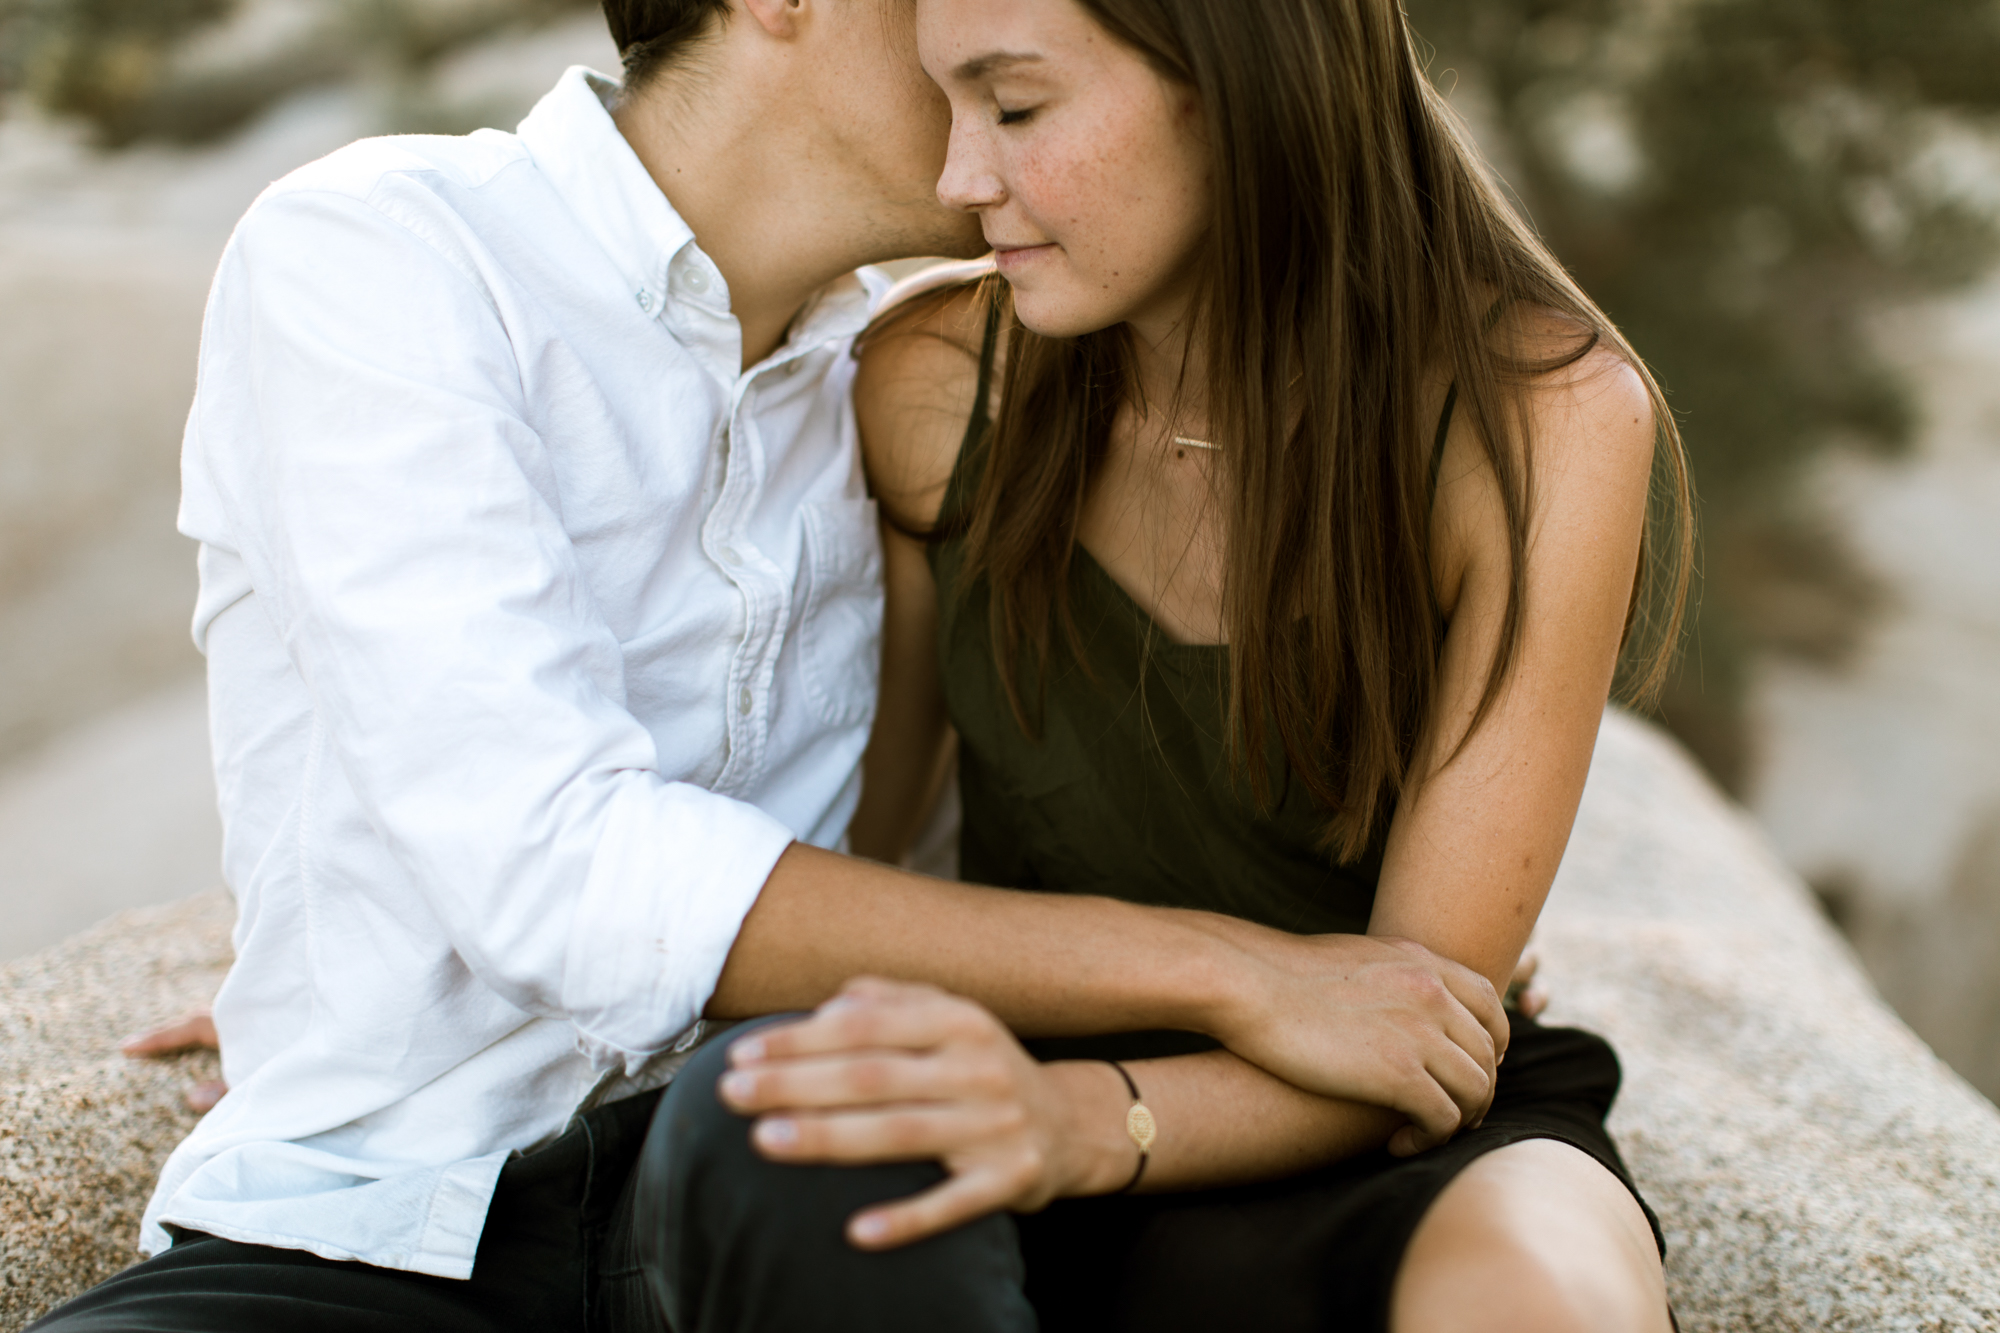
[997,105,1038,126]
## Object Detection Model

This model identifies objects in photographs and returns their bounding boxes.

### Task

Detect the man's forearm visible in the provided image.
[706,843,1254,1039]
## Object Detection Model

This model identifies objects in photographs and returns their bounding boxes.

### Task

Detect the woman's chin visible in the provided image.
[1004,285,1124,340]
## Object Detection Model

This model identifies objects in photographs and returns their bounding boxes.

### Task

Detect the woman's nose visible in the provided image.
[936,124,1004,215]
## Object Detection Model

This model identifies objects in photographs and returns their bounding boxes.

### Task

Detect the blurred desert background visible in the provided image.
[1,0,1996,1103]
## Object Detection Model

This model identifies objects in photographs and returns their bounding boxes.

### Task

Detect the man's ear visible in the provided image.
[741,0,807,39]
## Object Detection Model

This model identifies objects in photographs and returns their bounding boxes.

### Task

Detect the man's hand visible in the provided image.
[121,1008,227,1113]
[718,978,1131,1251]
[1204,928,1509,1157]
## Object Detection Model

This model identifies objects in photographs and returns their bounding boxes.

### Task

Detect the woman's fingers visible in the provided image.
[749,1100,1022,1165]
[720,1048,1004,1114]
[1505,948,1547,1017]
[847,1165,1023,1251]
[718,980,1073,1249]
[729,978,974,1065]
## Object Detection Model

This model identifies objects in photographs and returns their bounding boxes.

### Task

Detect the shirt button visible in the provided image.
[719,546,739,566]
[636,289,654,312]
[685,269,711,295]
[738,687,753,715]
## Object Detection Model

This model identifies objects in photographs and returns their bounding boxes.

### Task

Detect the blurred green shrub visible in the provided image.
[1407,0,2000,788]
[0,0,596,146]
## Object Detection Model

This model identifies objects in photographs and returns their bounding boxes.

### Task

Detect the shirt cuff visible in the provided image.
[561,783,794,1072]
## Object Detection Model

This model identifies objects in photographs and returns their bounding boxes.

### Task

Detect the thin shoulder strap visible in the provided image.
[1429,299,1510,500]
[933,294,1006,538]
[1429,383,1458,500]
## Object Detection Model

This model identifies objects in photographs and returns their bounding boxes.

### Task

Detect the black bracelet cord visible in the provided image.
[1106,1059,1150,1194]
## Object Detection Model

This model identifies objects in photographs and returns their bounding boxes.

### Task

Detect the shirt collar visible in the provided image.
[518,68,699,324]
[517,67,887,366]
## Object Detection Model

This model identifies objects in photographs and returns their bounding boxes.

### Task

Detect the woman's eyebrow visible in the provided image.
[952,51,1044,81]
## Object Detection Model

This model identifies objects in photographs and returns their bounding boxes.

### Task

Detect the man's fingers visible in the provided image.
[1424,1036,1493,1132]
[121,1010,219,1058]
[186,1080,228,1113]
[846,1169,1017,1251]
[1381,1058,1463,1149]
[1434,959,1510,1064]
[1379,938,1510,1064]
[1388,1122,1445,1158]
[1438,993,1498,1080]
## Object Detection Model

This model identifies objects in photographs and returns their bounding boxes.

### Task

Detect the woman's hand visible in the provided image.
[719,978,1134,1250]
[1508,948,1548,1019]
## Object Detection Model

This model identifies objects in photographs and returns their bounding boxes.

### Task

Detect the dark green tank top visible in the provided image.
[924,313,1459,937]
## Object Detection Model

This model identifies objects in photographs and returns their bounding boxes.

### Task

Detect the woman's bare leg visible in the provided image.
[1389,1139,1671,1333]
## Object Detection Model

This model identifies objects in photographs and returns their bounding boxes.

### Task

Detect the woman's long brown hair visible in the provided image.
[944,0,1694,862]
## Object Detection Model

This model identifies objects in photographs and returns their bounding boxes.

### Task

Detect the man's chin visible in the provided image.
[868,210,989,266]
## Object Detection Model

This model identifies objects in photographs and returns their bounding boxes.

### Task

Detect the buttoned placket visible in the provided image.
[653,245,813,800]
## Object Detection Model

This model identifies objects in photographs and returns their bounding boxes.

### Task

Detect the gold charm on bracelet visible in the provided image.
[1126,1101,1157,1153]
[1107,1060,1154,1193]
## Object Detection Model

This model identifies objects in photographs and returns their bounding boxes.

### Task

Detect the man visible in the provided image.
[33,1,1503,1328]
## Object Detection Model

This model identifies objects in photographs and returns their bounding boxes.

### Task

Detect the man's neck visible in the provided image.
[614,81,869,372]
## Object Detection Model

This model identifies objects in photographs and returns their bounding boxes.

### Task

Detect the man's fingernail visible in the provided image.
[732,1036,765,1063]
[852,1215,889,1243]
[754,1118,797,1149]
[719,1071,753,1103]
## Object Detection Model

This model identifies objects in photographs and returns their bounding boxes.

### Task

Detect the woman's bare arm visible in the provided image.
[1370,324,1656,994]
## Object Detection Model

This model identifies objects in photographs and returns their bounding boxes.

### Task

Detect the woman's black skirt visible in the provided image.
[1019,1013,1662,1333]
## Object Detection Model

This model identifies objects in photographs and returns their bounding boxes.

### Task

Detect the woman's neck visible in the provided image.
[1124,304,1209,440]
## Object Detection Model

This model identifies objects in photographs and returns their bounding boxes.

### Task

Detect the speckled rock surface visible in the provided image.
[2,714,1997,1329]
[0,892,230,1328]
[1541,710,2000,1331]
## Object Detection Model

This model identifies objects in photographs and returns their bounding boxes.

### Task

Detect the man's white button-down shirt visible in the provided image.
[150,67,888,1278]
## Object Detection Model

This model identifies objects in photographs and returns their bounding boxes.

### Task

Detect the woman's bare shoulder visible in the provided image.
[1504,304,1654,467]
[856,260,998,534]
[1432,304,1655,611]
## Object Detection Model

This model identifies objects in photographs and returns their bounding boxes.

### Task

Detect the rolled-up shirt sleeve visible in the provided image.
[195,184,793,1067]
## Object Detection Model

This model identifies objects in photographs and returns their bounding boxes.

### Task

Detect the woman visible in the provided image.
[708,0,1692,1328]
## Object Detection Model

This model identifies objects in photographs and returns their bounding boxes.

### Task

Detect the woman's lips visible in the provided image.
[993,243,1056,273]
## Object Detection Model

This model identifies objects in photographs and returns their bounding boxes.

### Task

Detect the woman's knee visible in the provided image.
[1389,1139,1670,1333]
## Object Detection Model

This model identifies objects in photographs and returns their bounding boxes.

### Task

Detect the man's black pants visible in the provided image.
[28,1017,1035,1332]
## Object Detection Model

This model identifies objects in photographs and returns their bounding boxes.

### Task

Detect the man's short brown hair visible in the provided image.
[600,0,732,90]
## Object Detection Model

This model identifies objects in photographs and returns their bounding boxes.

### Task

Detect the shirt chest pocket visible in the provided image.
[796,497,884,728]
